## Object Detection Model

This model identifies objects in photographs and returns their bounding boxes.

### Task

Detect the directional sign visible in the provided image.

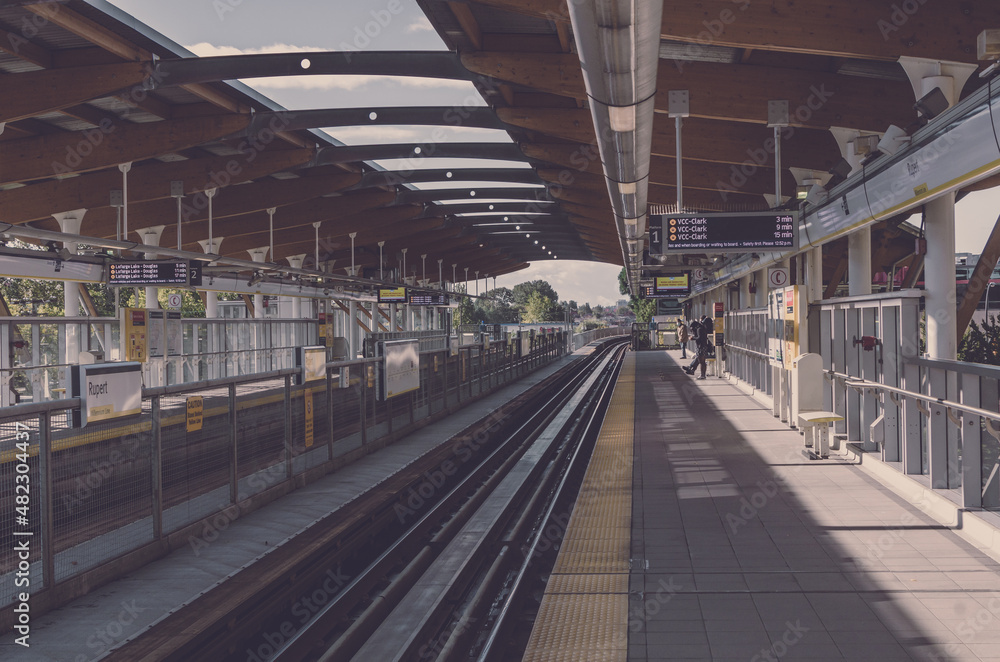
[650,211,798,254]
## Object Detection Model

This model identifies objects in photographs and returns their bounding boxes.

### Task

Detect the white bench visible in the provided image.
[797,410,844,459]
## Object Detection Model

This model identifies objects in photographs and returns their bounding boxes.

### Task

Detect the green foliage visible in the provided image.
[453,285,475,327]
[512,280,559,308]
[522,291,558,323]
[959,315,1000,366]
[618,267,655,324]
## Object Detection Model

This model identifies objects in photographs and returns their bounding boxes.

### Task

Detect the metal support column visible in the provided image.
[925,192,958,359]
[848,228,872,297]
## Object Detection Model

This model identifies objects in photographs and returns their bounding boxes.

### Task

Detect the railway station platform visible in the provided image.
[525,350,1000,662]
[0,351,583,661]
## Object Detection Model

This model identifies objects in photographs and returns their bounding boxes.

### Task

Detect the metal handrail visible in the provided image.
[826,369,1000,425]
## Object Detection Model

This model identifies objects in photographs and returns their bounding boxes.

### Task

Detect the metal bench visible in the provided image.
[797,410,844,459]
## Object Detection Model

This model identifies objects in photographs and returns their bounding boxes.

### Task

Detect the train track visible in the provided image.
[101,338,626,662]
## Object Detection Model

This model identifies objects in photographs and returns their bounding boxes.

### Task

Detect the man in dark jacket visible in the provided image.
[683,317,712,378]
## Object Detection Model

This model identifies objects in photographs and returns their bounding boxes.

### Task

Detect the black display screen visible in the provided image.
[107,260,189,286]
[409,293,449,306]
[650,212,798,253]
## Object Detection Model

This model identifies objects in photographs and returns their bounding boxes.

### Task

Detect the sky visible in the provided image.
[103,0,1000,304]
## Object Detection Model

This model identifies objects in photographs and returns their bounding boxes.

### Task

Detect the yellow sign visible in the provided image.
[186,396,204,433]
[123,307,148,363]
[378,287,407,303]
[304,389,314,447]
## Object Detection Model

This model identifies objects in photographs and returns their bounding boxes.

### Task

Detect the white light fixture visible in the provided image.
[877,125,910,156]
[608,104,636,132]
[515,225,521,230]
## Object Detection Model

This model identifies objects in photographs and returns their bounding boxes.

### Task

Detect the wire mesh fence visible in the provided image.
[0,333,569,613]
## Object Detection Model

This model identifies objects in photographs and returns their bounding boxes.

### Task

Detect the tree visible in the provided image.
[512,280,559,308]
[959,315,1000,366]
[618,267,656,324]
[522,291,556,322]
[453,285,475,327]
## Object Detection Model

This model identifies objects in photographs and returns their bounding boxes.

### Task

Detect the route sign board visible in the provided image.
[649,211,798,254]
[107,260,190,286]
[409,292,450,306]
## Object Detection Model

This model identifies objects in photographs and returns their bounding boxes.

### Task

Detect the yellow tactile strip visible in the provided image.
[523,353,634,662]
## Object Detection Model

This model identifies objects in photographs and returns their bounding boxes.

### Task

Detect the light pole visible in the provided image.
[378,241,384,280]
[475,270,480,296]
[421,254,427,284]
[464,267,469,292]
[988,282,997,321]
[401,248,407,283]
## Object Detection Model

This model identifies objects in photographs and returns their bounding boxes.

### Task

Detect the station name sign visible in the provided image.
[649,211,798,254]
[107,259,203,287]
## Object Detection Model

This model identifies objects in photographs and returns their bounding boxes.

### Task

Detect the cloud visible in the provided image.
[183,42,477,92]
[406,17,434,33]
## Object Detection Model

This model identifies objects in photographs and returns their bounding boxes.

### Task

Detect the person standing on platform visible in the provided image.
[677,317,689,358]
[684,317,711,379]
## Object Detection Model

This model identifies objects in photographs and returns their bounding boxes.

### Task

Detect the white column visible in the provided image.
[847,227,872,297]
[197,238,224,318]
[348,300,359,358]
[925,192,957,359]
[807,246,823,304]
[755,267,768,308]
[135,226,166,308]
[286,254,305,318]
[53,210,86,366]
[248,247,268,319]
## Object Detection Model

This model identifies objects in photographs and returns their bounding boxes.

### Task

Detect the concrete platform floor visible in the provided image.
[629,350,1000,661]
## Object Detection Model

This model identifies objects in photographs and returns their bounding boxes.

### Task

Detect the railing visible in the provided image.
[828,355,1000,510]
[571,326,628,350]
[0,332,567,620]
[1,316,318,404]
[723,308,771,394]
[723,291,999,513]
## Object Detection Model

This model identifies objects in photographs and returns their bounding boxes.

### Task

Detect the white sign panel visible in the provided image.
[768,267,790,289]
[381,339,420,399]
[166,311,183,356]
[147,309,165,358]
[71,363,143,427]
[166,293,182,309]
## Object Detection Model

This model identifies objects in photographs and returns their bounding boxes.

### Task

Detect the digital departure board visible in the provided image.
[649,212,798,254]
[409,293,449,306]
[107,260,189,286]
[641,285,681,299]
[654,274,690,296]
[377,287,407,303]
